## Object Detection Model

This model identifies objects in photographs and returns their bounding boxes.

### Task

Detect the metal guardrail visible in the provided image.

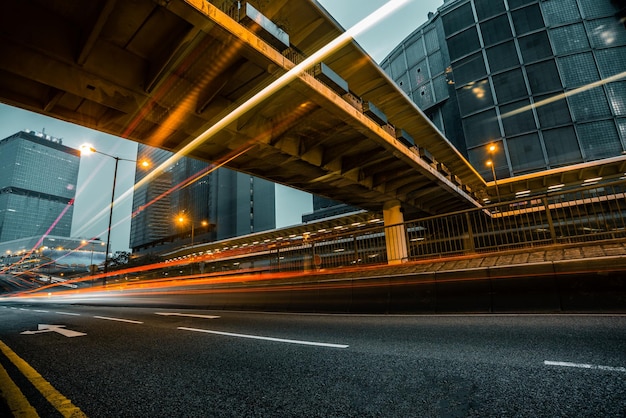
[155,180,626,275]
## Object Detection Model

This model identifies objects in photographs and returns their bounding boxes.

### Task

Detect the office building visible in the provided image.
[130,144,279,253]
[380,0,626,182]
[0,130,79,243]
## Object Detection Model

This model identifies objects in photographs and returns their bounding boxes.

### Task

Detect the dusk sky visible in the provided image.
[0,0,443,253]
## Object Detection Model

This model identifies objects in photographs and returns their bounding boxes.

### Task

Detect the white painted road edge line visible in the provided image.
[155,312,221,319]
[55,311,80,316]
[544,360,626,373]
[94,316,143,324]
[178,327,349,349]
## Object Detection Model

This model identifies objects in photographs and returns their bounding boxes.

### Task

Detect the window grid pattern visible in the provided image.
[518,31,553,63]
[425,29,439,54]
[549,24,590,55]
[595,47,626,78]
[448,27,481,61]
[579,0,620,19]
[568,88,612,122]
[500,99,537,135]
[405,37,426,68]
[585,18,626,49]
[429,50,445,76]
[433,74,450,102]
[617,118,626,145]
[577,120,622,159]
[507,132,545,173]
[486,41,520,72]
[557,52,599,88]
[526,59,562,94]
[512,4,545,36]
[543,126,582,165]
[442,2,475,35]
[474,0,506,20]
[457,79,495,115]
[480,14,513,47]
[540,0,581,25]
[462,109,502,147]
[606,82,626,116]
[452,52,487,86]
[492,68,528,104]
[535,93,573,127]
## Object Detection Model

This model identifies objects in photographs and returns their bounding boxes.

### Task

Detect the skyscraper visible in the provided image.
[130,144,278,253]
[0,130,79,243]
[380,0,626,183]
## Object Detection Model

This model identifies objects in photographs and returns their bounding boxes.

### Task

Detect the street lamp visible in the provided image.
[486,143,501,203]
[177,212,209,246]
[80,144,149,286]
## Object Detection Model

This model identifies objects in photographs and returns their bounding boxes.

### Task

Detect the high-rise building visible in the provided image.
[380,0,626,182]
[0,130,79,243]
[130,144,279,253]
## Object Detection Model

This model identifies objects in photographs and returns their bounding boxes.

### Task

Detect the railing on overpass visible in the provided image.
[154,179,626,276]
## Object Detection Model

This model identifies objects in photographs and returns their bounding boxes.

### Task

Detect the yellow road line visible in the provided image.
[0,340,87,418]
[0,361,38,417]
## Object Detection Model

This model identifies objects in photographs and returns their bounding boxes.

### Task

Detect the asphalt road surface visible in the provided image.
[0,302,624,417]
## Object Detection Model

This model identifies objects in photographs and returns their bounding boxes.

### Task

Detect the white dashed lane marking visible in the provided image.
[544,360,626,373]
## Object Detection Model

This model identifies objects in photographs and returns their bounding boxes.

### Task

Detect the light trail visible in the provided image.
[499,71,626,120]
[80,0,410,237]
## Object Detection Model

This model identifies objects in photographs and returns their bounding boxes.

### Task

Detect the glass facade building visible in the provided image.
[380,0,626,181]
[130,144,277,253]
[0,130,79,243]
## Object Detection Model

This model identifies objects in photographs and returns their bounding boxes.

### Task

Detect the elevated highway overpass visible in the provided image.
[0,0,486,220]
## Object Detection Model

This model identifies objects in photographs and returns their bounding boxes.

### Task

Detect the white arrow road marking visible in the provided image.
[178,327,349,348]
[155,312,221,319]
[93,316,143,324]
[21,324,86,338]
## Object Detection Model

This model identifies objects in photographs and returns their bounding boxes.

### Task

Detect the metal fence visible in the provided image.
[272,180,626,271]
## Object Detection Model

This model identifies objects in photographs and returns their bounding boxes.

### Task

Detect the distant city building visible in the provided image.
[0,130,79,243]
[380,0,626,182]
[130,144,279,253]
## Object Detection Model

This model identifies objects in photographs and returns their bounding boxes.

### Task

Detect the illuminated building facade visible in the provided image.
[130,144,277,253]
[0,130,79,243]
[380,0,626,182]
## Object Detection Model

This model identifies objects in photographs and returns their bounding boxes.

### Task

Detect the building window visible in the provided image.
[474,0,506,21]
[486,41,521,73]
[540,0,581,26]
[595,46,626,78]
[425,29,439,54]
[568,88,612,121]
[606,82,626,116]
[579,0,622,19]
[457,78,494,115]
[452,52,488,86]
[585,17,626,48]
[500,99,537,135]
[550,24,590,55]
[480,15,513,47]
[492,68,528,104]
[518,31,553,63]
[577,120,622,159]
[557,52,599,88]
[526,59,562,94]
[462,108,502,147]
[535,93,572,127]
[442,2,475,35]
[543,126,582,166]
[512,4,545,36]
[508,0,537,10]
[507,132,545,173]
[405,37,426,67]
[448,26,481,61]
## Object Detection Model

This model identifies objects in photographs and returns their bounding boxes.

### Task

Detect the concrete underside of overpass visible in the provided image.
[0,0,486,218]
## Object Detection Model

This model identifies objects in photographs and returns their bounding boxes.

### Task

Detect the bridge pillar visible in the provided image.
[383,200,408,265]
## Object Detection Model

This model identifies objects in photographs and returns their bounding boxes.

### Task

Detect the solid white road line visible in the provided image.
[55,311,80,316]
[544,360,626,373]
[178,327,349,349]
[93,316,143,324]
[155,312,221,319]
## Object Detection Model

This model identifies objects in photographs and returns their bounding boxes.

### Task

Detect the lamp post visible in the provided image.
[177,213,209,246]
[80,144,149,286]
[486,144,501,203]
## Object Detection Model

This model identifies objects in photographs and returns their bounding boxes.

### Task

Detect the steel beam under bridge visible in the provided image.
[0,0,486,219]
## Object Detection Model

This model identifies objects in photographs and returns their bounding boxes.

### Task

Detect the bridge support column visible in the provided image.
[383,200,408,265]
